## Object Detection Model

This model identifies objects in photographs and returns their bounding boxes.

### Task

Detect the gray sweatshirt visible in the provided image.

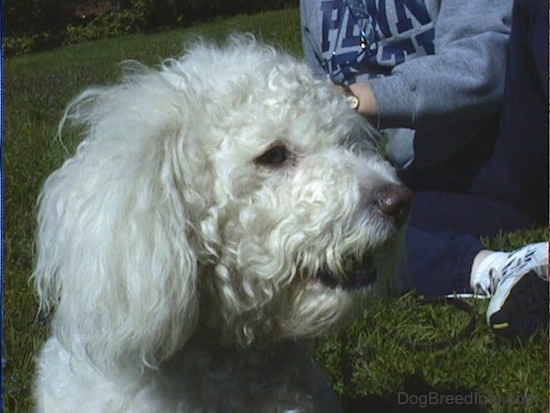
[301,0,513,168]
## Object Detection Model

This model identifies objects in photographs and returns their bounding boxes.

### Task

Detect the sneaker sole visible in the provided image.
[488,270,549,339]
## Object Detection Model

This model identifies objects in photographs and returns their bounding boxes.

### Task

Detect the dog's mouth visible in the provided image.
[316,254,377,290]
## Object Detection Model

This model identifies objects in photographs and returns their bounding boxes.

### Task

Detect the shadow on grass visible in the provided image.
[344,374,487,413]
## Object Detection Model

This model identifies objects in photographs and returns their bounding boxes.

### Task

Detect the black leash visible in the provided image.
[396,296,477,352]
[338,296,477,397]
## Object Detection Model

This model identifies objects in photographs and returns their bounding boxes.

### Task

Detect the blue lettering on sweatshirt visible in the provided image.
[318,0,434,82]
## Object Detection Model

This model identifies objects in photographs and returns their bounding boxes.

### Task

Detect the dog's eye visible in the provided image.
[255,145,289,166]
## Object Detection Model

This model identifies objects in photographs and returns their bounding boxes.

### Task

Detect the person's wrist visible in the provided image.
[341,84,360,111]
[348,82,380,128]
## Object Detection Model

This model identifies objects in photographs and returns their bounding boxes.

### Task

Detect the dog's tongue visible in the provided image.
[318,255,377,290]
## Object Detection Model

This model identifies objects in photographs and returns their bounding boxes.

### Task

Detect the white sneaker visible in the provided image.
[472,242,549,338]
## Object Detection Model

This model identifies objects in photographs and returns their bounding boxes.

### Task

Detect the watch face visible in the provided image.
[346,94,360,110]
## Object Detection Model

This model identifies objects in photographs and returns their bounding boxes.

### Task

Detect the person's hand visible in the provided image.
[334,82,380,127]
[347,82,378,120]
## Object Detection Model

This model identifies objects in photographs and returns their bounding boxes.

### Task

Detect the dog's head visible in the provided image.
[34,35,410,369]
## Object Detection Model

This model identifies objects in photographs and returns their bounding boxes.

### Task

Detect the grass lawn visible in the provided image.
[4,7,548,413]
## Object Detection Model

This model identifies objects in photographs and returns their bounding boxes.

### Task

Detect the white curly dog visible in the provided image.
[32,36,411,412]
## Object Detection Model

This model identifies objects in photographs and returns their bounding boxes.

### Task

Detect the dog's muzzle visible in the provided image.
[317,254,377,290]
[374,184,412,228]
[317,184,412,290]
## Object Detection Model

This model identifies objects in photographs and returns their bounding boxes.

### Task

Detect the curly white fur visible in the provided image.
[32,35,407,412]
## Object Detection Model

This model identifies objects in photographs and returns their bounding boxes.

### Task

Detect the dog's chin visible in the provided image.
[316,254,377,291]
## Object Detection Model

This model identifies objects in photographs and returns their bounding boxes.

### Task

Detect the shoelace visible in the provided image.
[472,268,498,297]
[486,268,501,296]
[485,247,548,296]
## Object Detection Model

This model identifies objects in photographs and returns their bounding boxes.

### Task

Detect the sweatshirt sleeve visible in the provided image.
[300,0,326,79]
[368,0,513,130]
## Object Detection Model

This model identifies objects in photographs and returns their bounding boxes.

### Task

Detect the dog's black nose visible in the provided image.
[375,184,413,227]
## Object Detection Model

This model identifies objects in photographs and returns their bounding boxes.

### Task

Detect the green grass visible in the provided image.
[4,7,548,413]
[318,279,549,412]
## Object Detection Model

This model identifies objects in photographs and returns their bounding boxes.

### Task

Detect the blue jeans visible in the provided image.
[402,227,484,298]
[399,0,548,298]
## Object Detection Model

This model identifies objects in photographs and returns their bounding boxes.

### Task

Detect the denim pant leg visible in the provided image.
[406,190,536,237]
[469,0,549,221]
[401,226,485,298]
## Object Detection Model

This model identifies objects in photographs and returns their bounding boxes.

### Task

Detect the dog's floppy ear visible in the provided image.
[33,69,204,369]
